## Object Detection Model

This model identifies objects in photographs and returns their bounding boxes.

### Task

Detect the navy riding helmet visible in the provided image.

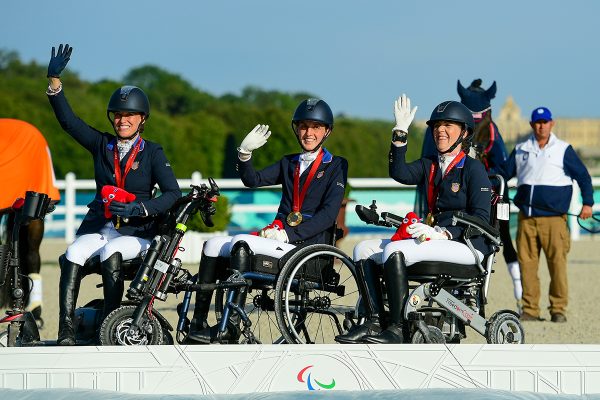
[426,101,475,154]
[107,85,150,118]
[426,100,475,133]
[106,86,150,136]
[292,98,334,129]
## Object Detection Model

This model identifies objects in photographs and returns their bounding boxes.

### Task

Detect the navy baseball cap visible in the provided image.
[531,107,553,122]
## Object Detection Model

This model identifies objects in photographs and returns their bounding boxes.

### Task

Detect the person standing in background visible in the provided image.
[501,106,594,323]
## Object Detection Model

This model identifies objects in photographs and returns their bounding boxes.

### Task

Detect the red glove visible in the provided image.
[391,212,421,241]
[101,185,136,219]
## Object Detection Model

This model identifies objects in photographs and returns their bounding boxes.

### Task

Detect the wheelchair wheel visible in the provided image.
[214,283,283,344]
[0,330,7,347]
[274,244,359,344]
[99,305,164,346]
[411,325,446,344]
[486,310,525,344]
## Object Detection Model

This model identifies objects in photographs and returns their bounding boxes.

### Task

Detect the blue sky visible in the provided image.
[2,1,598,122]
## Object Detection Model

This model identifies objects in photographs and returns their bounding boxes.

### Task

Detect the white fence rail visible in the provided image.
[50,172,599,243]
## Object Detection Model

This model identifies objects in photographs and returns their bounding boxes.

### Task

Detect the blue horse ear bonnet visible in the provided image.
[457,79,497,113]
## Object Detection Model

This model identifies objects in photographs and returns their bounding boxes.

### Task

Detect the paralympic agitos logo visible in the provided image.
[297,365,336,390]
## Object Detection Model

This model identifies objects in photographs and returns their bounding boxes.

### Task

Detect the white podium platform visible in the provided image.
[1,344,599,395]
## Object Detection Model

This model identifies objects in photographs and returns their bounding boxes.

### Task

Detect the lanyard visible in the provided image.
[113,137,142,189]
[292,150,324,212]
[426,151,466,214]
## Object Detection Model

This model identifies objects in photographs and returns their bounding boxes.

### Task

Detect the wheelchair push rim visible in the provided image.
[275,245,359,344]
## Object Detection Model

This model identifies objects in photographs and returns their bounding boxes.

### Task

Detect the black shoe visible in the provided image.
[335,320,381,344]
[520,312,545,322]
[362,324,404,344]
[188,322,240,344]
[551,313,567,323]
[57,328,76,346]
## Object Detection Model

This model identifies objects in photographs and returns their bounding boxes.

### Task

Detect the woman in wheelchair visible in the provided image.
[46,44,181,345]
[187,99,349,344]
[336,95,492,344]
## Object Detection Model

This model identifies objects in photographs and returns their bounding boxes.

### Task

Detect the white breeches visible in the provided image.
[201,234,295,260]
[353,238,484,266]
[65,222,151,265]
[230,234,296,259]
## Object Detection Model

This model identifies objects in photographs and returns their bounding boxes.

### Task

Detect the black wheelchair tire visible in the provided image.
[274,244,359,344]
[99,305,164,346]
[486,310,525,344]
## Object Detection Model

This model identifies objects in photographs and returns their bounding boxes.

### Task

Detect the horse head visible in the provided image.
[457,79,498,163]
[457,79,497,113]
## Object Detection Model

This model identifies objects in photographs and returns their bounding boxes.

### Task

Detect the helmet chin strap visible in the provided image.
[114,119,145,141]
[296,129,331,153]
[437,129,467,155]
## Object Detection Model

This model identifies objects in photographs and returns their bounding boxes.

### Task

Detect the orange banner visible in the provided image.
[0,119,61,210]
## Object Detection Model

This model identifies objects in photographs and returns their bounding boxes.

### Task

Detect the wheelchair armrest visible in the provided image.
[380,212,403,228]
[451,211,501,245]
[355,204,380,225]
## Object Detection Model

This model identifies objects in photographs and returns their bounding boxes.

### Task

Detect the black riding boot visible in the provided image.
[57,255,83,346]
[222,241,251,343]
[363,252,408,344]
[335,259,384,343]
[187,254,220,344]
[188,242,250,344]
[100,252,124,321]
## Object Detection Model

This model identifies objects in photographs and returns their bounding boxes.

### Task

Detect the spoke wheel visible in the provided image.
[274,245,359,344]
[215,283,283,344]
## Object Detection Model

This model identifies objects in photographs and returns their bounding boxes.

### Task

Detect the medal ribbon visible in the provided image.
[292,150,324,213]
[113,137,142,189]
[426,151,466,214]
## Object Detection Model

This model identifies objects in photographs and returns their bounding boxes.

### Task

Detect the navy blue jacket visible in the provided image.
[499,133,594,217]
[389,144,492,254]
[48,90,181,239]
[238,148,348,245]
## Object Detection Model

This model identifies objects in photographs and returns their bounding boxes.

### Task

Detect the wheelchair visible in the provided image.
[78,179,221,346]
[349,174,524,344]
[204,223,359,345]
[90,176,356,346]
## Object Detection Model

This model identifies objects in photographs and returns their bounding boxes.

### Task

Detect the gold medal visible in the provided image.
[287,211,303,227]
[425,213,435,226]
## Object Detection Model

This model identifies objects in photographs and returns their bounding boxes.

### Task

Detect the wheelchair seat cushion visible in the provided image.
[406,260,481,280]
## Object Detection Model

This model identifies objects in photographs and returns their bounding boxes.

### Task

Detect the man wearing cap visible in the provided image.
[501,106,594,323]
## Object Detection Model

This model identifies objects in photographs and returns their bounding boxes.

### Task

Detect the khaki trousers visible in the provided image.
[516,213,570,317]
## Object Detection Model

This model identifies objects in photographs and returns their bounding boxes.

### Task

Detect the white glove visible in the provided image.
[393,93,418,133]
[259,227,289,243]
[407,223,448,242]
[239,124,271,155]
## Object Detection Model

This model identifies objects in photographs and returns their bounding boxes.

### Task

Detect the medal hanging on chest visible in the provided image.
[287,151,324,227]
[426,151,466,226]
[113,137,142,228]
